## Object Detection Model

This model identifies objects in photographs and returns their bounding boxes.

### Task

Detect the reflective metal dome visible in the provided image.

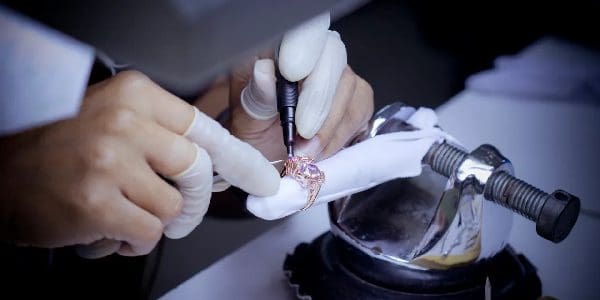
[328,103,512,270]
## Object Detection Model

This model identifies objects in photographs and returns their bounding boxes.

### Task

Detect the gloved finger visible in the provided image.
[183,107,280,196]
[319,76,374,159]
[295,66,356,159]
[278,13,330,82]
[240,59,278,120]
[295,31,348,139]
[104,194,164,256]
[212,174,232,192]
[229,60,286,163]
[164,144,213,239]
[76,239,121,259]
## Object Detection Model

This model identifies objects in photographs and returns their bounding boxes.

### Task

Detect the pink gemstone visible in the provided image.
[285,156,323,187]
[307,164,319,175]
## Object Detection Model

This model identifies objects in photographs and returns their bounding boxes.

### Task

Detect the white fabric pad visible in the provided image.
[247,108,454,220]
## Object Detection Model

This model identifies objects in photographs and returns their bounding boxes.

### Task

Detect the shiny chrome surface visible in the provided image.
[329,167,451,269]
[457,145,514,190]
[351,102,416,144]
[329,102,513,270]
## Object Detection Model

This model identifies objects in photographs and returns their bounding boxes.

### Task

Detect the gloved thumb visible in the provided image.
[229,58,285,163]
[278,12,347,139]
[295,31,347,138]
[240,59,278,120]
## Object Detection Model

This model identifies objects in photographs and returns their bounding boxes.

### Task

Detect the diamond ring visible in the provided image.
[282,156,325,211]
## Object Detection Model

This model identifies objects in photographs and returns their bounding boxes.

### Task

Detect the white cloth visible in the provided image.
[247,107,454,220]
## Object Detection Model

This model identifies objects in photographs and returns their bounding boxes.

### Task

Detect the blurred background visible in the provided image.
[1,0,598,298]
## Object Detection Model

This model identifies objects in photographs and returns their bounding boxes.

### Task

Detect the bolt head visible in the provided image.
[536,190,580,243]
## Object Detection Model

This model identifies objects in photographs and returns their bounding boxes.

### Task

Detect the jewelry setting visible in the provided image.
[282,156,325,211]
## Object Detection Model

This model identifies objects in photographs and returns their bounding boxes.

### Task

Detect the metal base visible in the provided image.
[284,233,541,300]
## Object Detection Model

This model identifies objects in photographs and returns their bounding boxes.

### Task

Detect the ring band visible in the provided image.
[301,182,322,211]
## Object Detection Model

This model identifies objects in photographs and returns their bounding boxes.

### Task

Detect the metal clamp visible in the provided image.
[425,142,580,243]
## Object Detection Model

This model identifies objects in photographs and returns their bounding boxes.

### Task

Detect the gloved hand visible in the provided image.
[228,13,374,163]
[0,71,279,258]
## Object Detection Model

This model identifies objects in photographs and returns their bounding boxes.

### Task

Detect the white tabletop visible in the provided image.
[162,39,600,299]
[435,91,600,300]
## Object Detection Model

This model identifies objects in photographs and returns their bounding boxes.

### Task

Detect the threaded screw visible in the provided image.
[425,143,580,243]
[426,142,467,178]
[485,171,547,221]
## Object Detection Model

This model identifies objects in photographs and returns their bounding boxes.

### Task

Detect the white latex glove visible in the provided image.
[247,108,456,220]
[240,12,348,138]
[165,106,280,238]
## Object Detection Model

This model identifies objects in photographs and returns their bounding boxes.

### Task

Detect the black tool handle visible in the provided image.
[276,71,298,157]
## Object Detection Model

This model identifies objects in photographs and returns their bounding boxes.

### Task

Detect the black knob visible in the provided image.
[536,190,581,243]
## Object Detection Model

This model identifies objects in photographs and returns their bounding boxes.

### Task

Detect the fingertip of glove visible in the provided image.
[279,13,331,82]
[246,195,281,220]
[255,166,281,197]
[164,219,201,239]
[296,116,319,139]
[233,156,280,197]
[254,59,275,75]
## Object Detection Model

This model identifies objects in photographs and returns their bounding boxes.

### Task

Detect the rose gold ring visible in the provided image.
[282,156,325,211]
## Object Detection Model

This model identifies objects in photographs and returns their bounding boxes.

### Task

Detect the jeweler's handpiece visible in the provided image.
[276,69,298,158]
